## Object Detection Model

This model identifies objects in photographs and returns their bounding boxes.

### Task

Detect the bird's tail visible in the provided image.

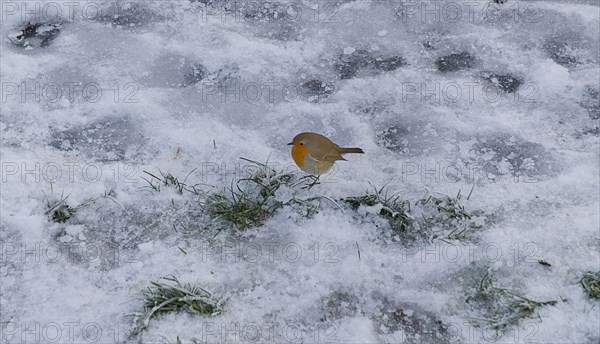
[339,147,364,154]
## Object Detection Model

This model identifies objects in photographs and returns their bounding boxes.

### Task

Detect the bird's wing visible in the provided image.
[321,153,346,162]
[313,147,345,161]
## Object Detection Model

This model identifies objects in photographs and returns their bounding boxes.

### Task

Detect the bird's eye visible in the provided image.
[300,142,304,145]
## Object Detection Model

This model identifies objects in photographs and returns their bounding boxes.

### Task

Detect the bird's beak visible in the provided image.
[287,142,293,145]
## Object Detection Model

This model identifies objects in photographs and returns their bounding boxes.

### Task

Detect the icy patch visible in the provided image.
[49,116,140,162]
[470,132,559,179]
[138,53,207,88]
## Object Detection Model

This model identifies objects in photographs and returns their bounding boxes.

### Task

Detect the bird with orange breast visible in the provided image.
[288,132,364,188]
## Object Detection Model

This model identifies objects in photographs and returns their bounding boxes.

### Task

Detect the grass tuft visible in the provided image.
[342,185,480,244]
[418,189,480,242]
[417,189,471,222]
[343,184,414,238]
[466,272,557,332]
[344,194,378,210]
[142,169,203,195]
[44,190,95,223]
[129,275,224,338]
[201,158,319,230]
[581,271,600,300]
[139,158,331,232]
[202,168,292,229]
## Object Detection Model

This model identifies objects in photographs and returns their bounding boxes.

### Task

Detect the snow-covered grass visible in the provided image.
[465,271,558,333]
[581,271,600,300]
[44,187,97,224]
[129,275,224,338]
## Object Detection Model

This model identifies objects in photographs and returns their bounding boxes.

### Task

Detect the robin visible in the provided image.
[288,132,364,188]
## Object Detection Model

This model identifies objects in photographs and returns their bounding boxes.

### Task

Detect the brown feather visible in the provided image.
[338,147,364,154]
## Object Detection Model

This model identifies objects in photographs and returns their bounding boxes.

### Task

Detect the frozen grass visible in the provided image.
[138,159,331,233]
[466,272,557,333]
[581,271,600,300]
[345,184,414,235]
[44,187,95,223]
[201,158,320,230]
[417,188,473,223]
[142,169,204,195]
[129,275,224,338]
[201,170,293,229]
[139,161,480,239]
[418,188,482,243]
[342,185,481,244]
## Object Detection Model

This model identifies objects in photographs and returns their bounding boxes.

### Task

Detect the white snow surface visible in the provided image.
[1,0,599,343]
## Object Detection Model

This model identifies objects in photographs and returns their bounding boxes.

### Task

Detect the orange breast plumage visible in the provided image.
[291,145,307,168]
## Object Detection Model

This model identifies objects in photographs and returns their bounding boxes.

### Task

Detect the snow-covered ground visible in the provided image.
[1,0,599,343]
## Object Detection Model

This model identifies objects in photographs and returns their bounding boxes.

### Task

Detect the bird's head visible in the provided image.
[287,132,322,149]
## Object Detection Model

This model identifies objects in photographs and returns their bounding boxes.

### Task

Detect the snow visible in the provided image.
[1,0,599,343]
